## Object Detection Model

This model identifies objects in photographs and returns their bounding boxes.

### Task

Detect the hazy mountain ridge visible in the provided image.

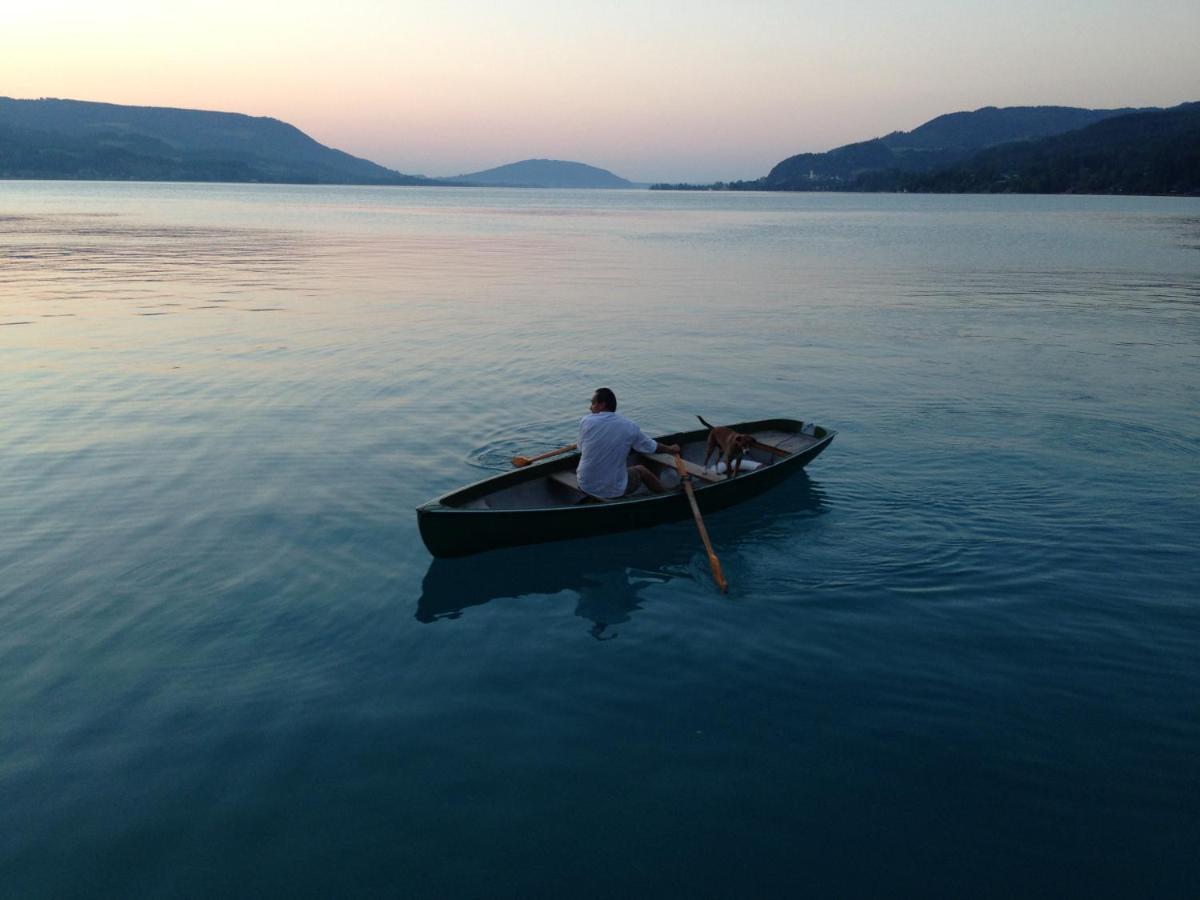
[905,103,1200,195]
[447,159,633,188]
[764,105,1147,189]
[0,97,432,184]
[651,103,1195,196]
[885,105,1142,151]
[3,96,1195,195]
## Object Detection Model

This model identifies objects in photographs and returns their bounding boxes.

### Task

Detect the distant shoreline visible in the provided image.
[3,178,1195,199]
[4,96,1196,197]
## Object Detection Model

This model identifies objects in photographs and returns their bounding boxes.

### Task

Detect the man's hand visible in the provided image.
[659,442,681,455]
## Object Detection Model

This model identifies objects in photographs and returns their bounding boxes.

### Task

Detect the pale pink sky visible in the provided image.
[4,0,1197,182]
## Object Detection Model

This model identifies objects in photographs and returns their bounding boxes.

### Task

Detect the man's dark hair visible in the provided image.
[594,387,617,411]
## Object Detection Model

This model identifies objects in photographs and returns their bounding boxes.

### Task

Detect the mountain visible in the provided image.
[0,97,431,184]
[906,103,1200,195]
[763,105,1148,190]
[448,159,634,188]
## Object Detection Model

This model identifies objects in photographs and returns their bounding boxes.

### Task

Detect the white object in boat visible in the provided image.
[708,458,762,475]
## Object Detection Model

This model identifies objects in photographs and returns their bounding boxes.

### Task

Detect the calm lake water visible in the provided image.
[1,182,1197,897]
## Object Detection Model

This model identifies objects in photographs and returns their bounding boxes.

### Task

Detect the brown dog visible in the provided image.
[697,415,753,476]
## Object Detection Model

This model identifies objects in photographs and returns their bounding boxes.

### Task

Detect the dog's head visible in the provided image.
[731,433,753,455]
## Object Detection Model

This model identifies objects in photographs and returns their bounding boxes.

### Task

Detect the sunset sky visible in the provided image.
[4,0,1197,182]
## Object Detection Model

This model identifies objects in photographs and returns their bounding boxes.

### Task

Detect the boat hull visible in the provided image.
[416,418,834,558]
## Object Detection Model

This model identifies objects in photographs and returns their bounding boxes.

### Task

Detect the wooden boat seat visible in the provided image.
[545,455,724,505]
[547,469,583,492]
[546,469,615,503]
[638,452,723,483]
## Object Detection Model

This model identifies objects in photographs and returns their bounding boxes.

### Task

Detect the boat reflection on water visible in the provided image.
[416,473,829,637]
[418,533,688,639]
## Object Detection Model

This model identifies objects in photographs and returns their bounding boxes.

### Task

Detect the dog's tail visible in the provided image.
[697,415,715,431]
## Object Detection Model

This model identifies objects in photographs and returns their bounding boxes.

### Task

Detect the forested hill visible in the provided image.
[762,105,1145,190]
[906,103,1200,195]
[447,159,634,188]
[0,97,431,184]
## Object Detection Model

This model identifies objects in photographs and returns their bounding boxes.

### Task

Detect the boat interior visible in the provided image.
[454,425,826,511]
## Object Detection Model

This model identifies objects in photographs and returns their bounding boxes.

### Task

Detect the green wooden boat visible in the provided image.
[416,417,836,558]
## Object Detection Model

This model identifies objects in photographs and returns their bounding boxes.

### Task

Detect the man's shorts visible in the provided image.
[623,465,644,495]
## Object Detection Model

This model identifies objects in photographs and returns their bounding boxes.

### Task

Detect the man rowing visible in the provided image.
[577,387,680,500]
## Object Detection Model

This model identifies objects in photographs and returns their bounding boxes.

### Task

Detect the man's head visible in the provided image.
[590,387,617,413]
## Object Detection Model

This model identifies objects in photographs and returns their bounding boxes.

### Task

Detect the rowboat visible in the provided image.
[416,417,836,558]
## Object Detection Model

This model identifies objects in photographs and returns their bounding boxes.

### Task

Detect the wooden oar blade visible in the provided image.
[511,443,576,468]
[707,551,728,592]
[673,453,729,592]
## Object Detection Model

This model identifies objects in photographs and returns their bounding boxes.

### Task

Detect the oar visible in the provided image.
[512,443,576,468]
[750,438,790,457]
[673,454,728,593]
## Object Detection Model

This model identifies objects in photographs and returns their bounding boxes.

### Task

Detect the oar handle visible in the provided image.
[674,454,728,592]
[673,452,689,480]
[512,443,577,467]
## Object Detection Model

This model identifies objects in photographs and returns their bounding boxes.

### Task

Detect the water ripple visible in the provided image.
[2,186,1198,898]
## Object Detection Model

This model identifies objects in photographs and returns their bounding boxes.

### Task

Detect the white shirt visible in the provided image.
[576,412,658,499]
